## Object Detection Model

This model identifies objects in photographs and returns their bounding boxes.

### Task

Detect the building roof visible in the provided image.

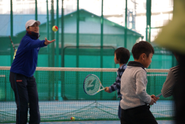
[0,9,142,37]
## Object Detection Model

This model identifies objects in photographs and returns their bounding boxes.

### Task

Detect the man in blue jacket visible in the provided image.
[9,19,55,124]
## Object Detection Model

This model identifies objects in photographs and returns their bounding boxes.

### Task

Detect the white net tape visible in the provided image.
[0,66,169,72]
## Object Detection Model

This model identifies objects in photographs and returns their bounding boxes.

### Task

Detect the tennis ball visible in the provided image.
[71,117,75,121]
[52,25,58,32]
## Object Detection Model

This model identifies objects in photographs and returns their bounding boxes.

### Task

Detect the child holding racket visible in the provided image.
[9,19,55,124]
[104,47,130,119]
[120,41,159,124]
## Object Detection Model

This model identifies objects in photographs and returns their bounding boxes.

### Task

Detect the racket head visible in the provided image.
[83,74,101,95]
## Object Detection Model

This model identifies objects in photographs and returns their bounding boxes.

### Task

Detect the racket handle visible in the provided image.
[156,93,162,97]
[98,88,105,93]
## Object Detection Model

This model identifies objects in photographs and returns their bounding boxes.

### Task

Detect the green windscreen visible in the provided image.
[0,67,172,123]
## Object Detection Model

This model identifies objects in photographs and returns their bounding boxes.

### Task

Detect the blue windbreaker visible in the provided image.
[10,32,46,77]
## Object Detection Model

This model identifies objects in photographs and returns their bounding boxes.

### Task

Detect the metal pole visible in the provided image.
[76,0,79,51]
[101,0,104,62]
[76,0,79,100]
[61,0,64,67]
[61,0,65,100]
[76,0,79,68]
[34,0,38,102]
[146,0,151,42]
[55,0,59,100]
[46,0,49,40]
[51,0,55,67]
[50,0,55,100]
[35,0,38,20]
[46,0,50,100]
[100,0,104,100]
[124,0,128,48]
[10,0,13,64]
[56,0,59,67]
[10,0,14,100]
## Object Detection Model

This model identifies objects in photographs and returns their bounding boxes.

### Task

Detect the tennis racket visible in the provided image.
[83,74,105,95]
[9,36,17,59]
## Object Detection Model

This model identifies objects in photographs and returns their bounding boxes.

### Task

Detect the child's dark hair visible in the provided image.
[132,41,154,59]
[114,47,130,64]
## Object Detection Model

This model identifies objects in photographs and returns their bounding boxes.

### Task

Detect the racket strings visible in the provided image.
[84,75,100,95]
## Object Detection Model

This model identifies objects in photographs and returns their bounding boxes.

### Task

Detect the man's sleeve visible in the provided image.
[161,69,175,98]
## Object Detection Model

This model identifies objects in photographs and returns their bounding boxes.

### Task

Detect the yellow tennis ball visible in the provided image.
[52,25,58,32]
[71,117,75,121]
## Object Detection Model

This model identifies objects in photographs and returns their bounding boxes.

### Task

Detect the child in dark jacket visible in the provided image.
[105,47,130,119]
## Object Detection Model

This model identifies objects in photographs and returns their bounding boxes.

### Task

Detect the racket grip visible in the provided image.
[156,93,162,97]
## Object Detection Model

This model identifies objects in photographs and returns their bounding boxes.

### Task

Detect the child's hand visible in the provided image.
[149,98,156,105]
[151,95,159,101]
[104,87,110,93]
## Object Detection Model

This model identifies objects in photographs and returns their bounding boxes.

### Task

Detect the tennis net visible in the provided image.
[0,66,172,123]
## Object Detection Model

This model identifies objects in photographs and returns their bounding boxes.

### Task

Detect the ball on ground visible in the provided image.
[71,117,75,121]
[52,25,58,32]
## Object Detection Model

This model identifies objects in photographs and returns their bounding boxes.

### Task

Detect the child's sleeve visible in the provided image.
[109,76,121,92]
[135,70,151,104]
[109,71,123,92]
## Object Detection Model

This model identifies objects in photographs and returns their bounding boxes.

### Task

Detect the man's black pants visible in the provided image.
[9,72,40,124]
